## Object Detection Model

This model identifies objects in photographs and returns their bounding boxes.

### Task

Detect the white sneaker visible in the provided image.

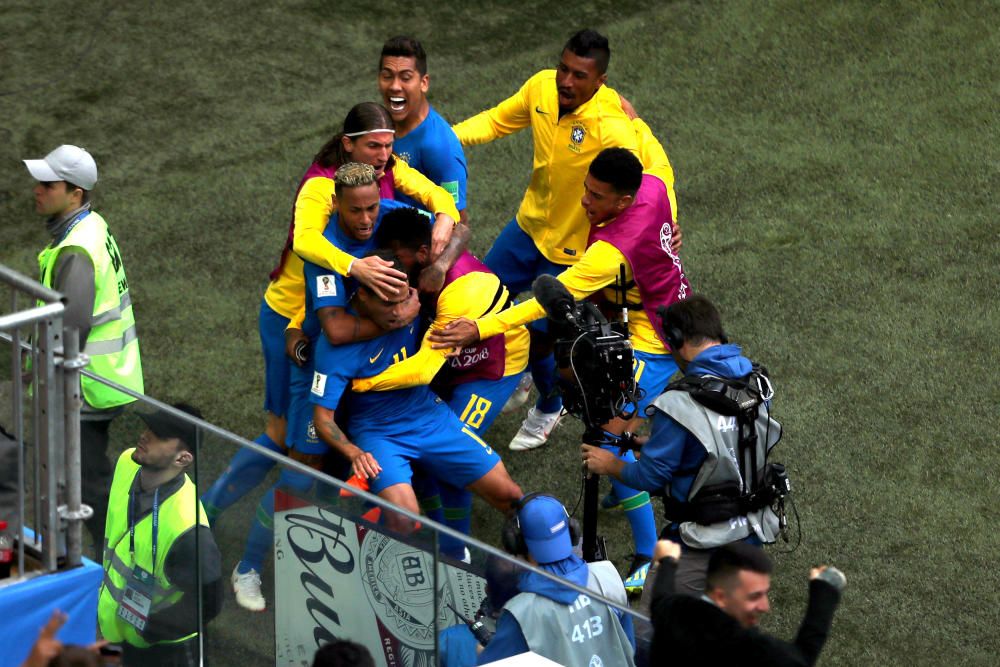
[509,407,564,451]
[501,373,533,415]
[232,564,266,612]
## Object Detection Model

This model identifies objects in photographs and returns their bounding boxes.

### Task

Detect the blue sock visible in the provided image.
[439,486,472,560]
[202,433,281,524]
[239,488,275,574]
[532,353,563,414]
[603,445,656,559]
[237,468,314,575]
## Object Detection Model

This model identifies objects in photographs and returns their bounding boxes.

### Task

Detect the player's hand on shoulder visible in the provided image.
[618,92,639,120]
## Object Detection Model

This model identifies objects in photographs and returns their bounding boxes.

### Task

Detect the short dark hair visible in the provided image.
[589,148,642,196]
[662,295,726,348]
[374,207,431,251]
[64,181,91,205]
[312,639,375,667]
[380,35,427,75]
[705,542,773,593]
[564,29,610,74]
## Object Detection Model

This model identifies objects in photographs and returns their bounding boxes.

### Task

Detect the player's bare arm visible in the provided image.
[418,222,470,294]
[313,405,381,480]
[430,212,456,261]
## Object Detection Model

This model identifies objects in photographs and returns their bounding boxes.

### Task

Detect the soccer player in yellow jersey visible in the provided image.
[453,29,680,453]
[431,147,692,593]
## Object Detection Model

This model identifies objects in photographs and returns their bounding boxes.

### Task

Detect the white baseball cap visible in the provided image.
[23,145,98,191]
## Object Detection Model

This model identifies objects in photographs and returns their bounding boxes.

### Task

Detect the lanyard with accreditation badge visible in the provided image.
[117,470,160,632]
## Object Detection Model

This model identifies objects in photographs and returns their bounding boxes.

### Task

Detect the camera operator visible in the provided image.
[431,146,691,591]
[649,540,845,666]
[581,295,785,598]
[476,493,636,666]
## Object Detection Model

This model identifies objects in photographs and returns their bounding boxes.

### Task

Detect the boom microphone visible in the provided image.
[533,274,577,325]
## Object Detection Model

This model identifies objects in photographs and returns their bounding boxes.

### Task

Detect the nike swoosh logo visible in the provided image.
[535,106,549,115]
[369,348,384,364]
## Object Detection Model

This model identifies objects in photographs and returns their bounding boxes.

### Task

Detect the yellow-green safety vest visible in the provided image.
[97,449,208,648]
[37,211,143,408]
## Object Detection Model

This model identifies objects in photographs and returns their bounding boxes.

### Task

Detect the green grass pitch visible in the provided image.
[2,1,998,663]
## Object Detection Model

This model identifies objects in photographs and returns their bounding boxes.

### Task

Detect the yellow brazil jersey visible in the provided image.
[351,271,530,393]
[263,157,461,323]
[476,239,665,355]
[455,70,676,265]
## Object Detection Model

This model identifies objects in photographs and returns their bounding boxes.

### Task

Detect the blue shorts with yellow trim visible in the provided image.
[351,407,501,495]
[443,372,525,435]
[632,350,679,416]
[259,299,292,417]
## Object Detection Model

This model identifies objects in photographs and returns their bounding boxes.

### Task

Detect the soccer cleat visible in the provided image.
[624,555,652,595]
[501,373,533,415]
[508,407,564,451]
[600,491,623,511]
[232,564,266,612]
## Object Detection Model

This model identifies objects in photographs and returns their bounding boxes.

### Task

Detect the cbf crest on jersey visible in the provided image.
[568,124,587,153]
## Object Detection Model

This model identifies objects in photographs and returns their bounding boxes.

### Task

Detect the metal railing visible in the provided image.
[0,264,87,576]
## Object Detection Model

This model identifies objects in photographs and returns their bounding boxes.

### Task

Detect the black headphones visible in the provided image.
[501,493,581,558]
[657,304,728,351]
[657,305,686,352]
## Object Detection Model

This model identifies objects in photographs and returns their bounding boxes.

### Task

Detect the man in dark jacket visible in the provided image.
[650,540,845,666]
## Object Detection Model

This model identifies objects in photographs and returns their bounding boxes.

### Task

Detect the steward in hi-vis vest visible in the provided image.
[97,403,222,667]
[23,144,144,549]
[37,209,143,408]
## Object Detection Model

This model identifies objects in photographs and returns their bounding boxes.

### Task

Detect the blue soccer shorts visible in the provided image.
[285,348,327,455]
[633,350,679,416]
[351,408,502,495]
[259,299,293,418]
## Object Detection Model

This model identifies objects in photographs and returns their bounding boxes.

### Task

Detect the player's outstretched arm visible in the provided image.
[452,74,535,146]
[313,405,381,480]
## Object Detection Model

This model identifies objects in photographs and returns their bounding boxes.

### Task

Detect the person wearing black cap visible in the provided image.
[476,493,636,666]
[23,144,144,549]
[96,403,222,667]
